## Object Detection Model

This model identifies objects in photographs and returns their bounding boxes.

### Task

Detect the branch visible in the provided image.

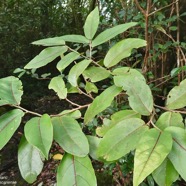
[133,0,146,15]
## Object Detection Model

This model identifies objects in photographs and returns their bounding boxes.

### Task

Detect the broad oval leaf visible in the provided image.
[165,126,186,181]
[156,111,184,130]
[57,154,97,186]
[24,46,68,69]
[84,85,122,124]
[104,38,146,68]
[86,135,101,160]
[0,76,23,106]
[84,7,99,40]
[92,22,138,47]
[97,118,148,161]
[68,59,91,87]
[152,158,179,186]
[48,76,67,99]
[24,114,53,159]
[85,82,98,94]
[57,52,80,72]
[18,136,44,184]
[83,66,110,82]
[0,109,24,150]
[114,75,153,115]
[32,37,65,46]
[133,129,172,186]
[96,110,141,137]
[60,35,89,43]
[52,116,89,157]
[166,79,186,109]
[59,110,81,119]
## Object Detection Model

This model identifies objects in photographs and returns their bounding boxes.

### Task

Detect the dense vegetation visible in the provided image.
[0,0,186,185]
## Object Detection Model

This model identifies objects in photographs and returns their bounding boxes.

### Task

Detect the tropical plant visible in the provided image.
[0,6,186,186]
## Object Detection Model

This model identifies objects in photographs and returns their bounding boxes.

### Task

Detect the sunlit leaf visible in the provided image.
[60,35,89,43]
[57,154,97,186]
[156,111,184,130]
[84,85,122,124]
[133,129,172,186]
[52,116,89,157]
[92,22,138,47]
[84,7,99,39]
[97,118,148,161]
[152,158,179,186]
[0,76,23,106]
[18,136,44,184]
[49,76,67,99]
[85,82,98,93]
[68,59,91,87]
[32,37,65,46]
[58,110,81,119]
[166,79,186,109]
[24,46,67,69]
[104,38,146,68]
[0,109,24,150]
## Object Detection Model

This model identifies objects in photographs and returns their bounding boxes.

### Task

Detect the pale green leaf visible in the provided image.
[84,85,122,124]
[0,109,24,150]
[97,118,148,161]
[85,82,98,93]
[84,7,99,39]
[156,111,184,130]
[24,46,68,69]
[152,158,179,186]
[68,59,91,87]
[86,135,101,160]
[52,116,89,157]
[57,154,97,186]
[18,136,44,184]
[24,114,53,159]
[60,35,89,43]
[96,110,141,137]
[83,66,110,82]
[48,76,67,99]
[114,75,153,115]
[92,22,138,47]
[0,76,23,106]
[57,52,80,72]
[133,129,172,186]
[59,110,81,119]
[165,126,186,181]
[166,79,186,109]
[32,37,65,46]
[104,38,146,68]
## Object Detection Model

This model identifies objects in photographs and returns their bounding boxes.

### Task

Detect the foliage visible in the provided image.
[0,2,186,186]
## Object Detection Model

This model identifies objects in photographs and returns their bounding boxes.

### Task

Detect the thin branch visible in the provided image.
[133,0,146,15]
[65,98,81,107]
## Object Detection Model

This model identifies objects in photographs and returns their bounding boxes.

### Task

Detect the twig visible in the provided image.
[65,98,81,107]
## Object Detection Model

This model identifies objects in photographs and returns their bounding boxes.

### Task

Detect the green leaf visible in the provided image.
[133,129,172,186]
[18,136,44,184]
[83,66,110,82]
[68,59,91,87]
[60,35,89,43]
[166,79,186,109]
[86,135,101,160]
[32,37,65,46]
[57,154,97,186]
[97,118,148,161]
[84,7,99,39]
[156,112,184,130]
[57,52,80,72]
[114,75,153,116]
[152,158,179,186]
[59,110,81,119]
[85,82,98,93]
[0,109,24,150]
[165,126,186,181]
[24,46,68,69]
[96,110,141,137]
[92,22,138,47]
[104,38,146,68]
[0,76,23,106]
[52,116,89,157]
[24,114,53,159]
[48,76,67,99]
[171,66,186,77]
[84,85,122,124]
